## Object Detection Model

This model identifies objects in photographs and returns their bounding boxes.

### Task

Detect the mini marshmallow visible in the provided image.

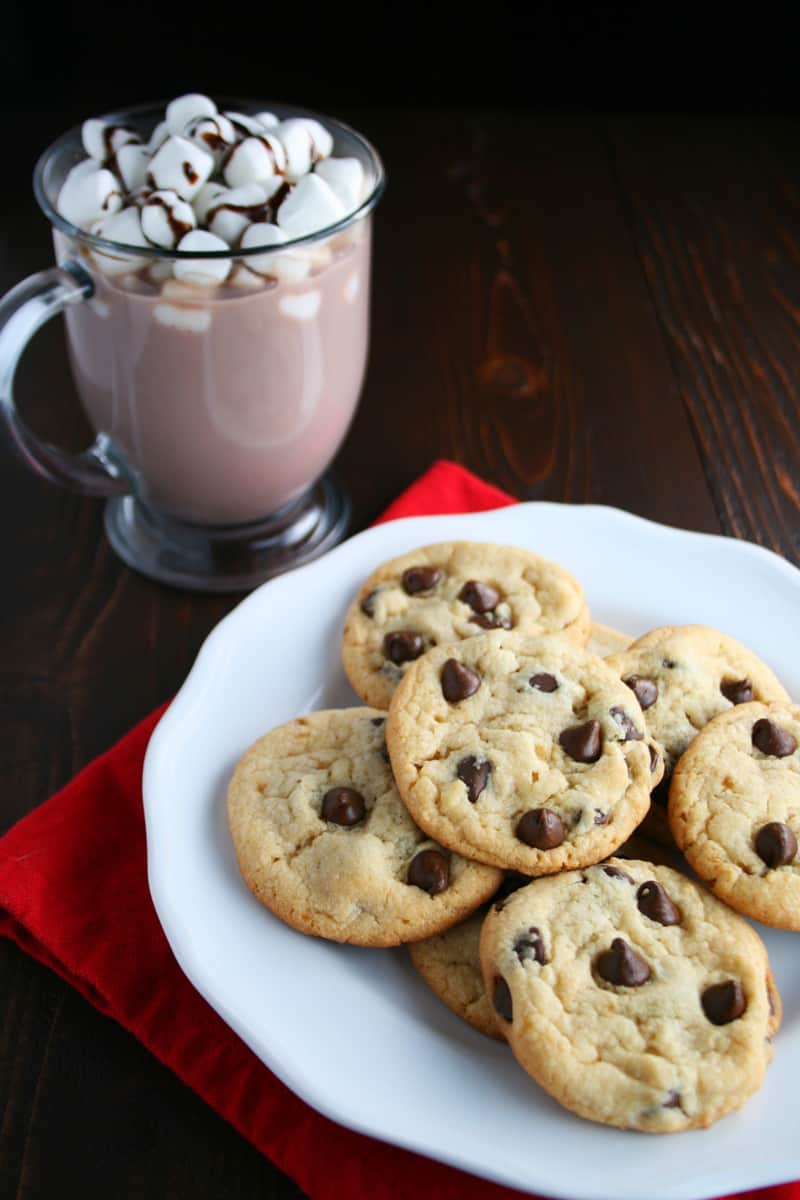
[90,206,150,275]
[254,111,279,129]
[148,135,214,201]
[184,113,237,163]
[313,157,365,212]
[141,189,197,249]
[223,134,287,188]
[279,291,321,321]
[275,121,315,182]
[57,162,124,230]
[166,93,217,136]
[154,305,212,333]
[192,181,227,225]
[207,183,270,245]
[82,118,108,160]
[114,143,151,192]
[173,229,231,284]
[278,117,333,161]
[160,278,216,301]
[228,265,265,289]
[148,120,170,153]
[275,118,333,182]
[276,173,345,239]
[82,118,140,163]
[92,205,149,248]
[146,259,175,285]
[240,222,310,283]
[224,111,269,138]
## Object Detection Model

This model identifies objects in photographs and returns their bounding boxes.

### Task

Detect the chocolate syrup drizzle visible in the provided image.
[102,125,139,178]
[206,180,293,235]
[143,193,194,241]
[221,134,286,179]
[185,116,232,154]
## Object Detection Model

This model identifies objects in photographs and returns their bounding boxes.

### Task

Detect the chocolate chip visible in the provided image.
[383,630,424,664]
[702,980,746,1025]
[360,590,378,617]
[595,938,651,987]
[559,720,602,763]
[721,677,754,705]
[407,849,449,894]
[516,808,565,849]
[637,881,681,926]
[603,865,634,883]
[530,672,559,692]
[459,580,501,613]
[469,611,512,630]
[623,674,658,710]
[755,822,798,868]
[610,706,643,741]
[321,787,366,827]
[594,809,610,825]
[514,927,546,965]
[663,1090,682,1109]
[492,976,513,1022]
[371,717,385,726]
[441,658,481,702]
[456,755,490,802]
[402,565,442,594]
[648,744,660,773]
[662,658,677,669]
[752,718,797,758]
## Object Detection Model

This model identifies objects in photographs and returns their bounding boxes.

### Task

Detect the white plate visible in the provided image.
[143,503,800,1200]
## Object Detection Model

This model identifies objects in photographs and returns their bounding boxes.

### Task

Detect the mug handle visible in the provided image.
[0,259,128,496]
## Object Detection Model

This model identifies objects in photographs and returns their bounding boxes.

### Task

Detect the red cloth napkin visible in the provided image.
[0,460,793,1200]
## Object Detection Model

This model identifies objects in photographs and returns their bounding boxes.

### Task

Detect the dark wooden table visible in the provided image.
[2,106,799,1199]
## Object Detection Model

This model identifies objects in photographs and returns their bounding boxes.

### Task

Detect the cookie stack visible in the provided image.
[227,540,795,1134]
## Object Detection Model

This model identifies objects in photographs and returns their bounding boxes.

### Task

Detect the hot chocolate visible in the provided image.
[50,93,378,526]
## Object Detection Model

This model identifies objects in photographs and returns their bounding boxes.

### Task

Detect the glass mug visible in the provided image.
[0,102,385,591]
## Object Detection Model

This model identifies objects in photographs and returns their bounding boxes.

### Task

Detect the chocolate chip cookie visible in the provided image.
[342,541,591,709]
[386,633,662,874]
[670,702,800,930]
[607,625,790,844]
[480,860,780,1131]
[408,872,530,1040]
[408,834,665,1042]
[409,906,504,1040]
[227,708,502,946]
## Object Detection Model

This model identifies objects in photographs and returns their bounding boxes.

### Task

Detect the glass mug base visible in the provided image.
[103,473,351,593]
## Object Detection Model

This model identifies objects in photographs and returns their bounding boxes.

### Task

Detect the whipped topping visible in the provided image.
[56,93,371,287]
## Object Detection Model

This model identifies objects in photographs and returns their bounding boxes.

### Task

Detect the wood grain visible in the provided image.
[610,117,800,564]
[2,107,798,1199]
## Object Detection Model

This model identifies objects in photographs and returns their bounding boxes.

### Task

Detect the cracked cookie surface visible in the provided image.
[670,702,800,930]
[479,860,779,1132]
[342,541,590,710]
[227,707,502,945]
[386,633,662,874]
[607,625,790,844]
